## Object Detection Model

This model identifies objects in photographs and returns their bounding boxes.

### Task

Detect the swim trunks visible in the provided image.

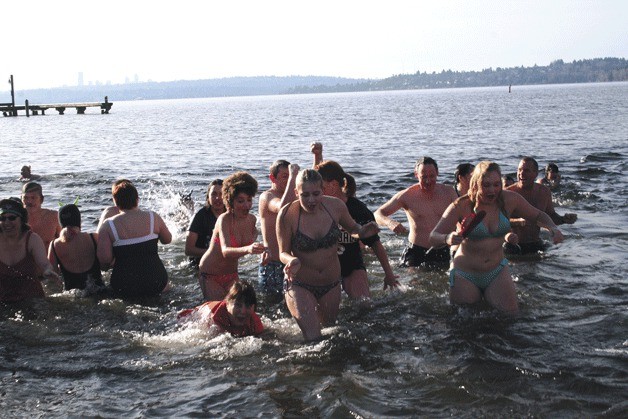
[400,243,450,268]
[258,260,284,296]
[504,240,547,255]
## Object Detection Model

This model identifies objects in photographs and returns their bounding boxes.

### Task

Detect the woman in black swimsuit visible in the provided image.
[48,204,104,291]
[277,169,379,341]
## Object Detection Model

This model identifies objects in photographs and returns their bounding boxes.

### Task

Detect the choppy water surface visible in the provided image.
[1,82,627,417]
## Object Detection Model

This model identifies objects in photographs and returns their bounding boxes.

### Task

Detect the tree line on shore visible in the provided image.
[3,57,626,103]
[288,57,628,94]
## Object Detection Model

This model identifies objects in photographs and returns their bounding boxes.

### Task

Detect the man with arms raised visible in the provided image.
[375,157,457,267]
[507,157,577,254]
[21,182,61,251]
[258,159,299,302]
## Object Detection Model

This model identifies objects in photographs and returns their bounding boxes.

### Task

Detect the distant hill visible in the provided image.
[287,58,628,94]
[2,76,367,103]
[2,58,626,104]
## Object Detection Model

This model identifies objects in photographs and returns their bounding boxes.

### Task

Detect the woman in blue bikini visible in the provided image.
[277,169,379,341]
[429,161,564,313]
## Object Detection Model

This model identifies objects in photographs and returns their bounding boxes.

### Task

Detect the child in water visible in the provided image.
[178,280,263,337]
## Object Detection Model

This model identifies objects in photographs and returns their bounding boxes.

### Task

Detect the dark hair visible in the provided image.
[58,204,81,228]
[521,157,539,171]
[270,160,290,178]
[22,182,44,201]
[316,160,357,198]
[222,172,258,210]
[415,156,438,172]
[112,179,139,210]
[454,163,475,186]
[545,163,559,174]
[205,179,223,207]
[0,198,29,232]
[225,280,257,306]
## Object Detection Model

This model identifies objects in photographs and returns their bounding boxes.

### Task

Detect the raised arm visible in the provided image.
[311,142,323,168]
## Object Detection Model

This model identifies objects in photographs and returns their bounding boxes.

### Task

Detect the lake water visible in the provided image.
[1,82,627,417]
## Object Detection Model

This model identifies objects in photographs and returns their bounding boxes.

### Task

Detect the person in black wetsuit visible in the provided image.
[315,158,399,298]
[185,179,226,266]
[48,204,104,291]
[97,180,172,298]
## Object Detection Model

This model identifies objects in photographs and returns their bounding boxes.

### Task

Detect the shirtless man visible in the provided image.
[506,157,577,254]
[258,160,299,301]
[21,182,61,251]
[374,157,457,267]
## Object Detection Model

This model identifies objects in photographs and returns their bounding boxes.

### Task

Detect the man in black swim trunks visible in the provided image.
[506,157,577,254]
[374,157,457,267]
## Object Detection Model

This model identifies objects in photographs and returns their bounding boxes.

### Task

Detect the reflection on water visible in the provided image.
[1,83,627,416]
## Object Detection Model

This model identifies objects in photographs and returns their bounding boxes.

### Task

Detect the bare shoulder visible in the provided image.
[436,183,457,200]
[259,189,276,203]
[533,183,552,198]
[322,195,345,211]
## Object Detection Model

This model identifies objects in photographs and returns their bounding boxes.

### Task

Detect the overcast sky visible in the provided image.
[2,0,627,90]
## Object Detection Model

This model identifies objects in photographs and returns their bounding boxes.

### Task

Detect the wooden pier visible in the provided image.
[1,75,113,117]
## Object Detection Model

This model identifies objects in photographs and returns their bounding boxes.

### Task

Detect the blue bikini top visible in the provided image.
[466,211,511,240]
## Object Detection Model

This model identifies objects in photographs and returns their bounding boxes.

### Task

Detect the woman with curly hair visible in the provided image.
[199,172,265,301]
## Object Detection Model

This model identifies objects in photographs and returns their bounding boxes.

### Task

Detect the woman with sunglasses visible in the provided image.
[0,198,59,302]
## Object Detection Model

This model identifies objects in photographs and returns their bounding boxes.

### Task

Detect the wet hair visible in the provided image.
[222,172,258,210]
[521,156,539,171]
[205,179,223,207]
[112,179,139,210]
[296,169,323,188]
[316,160,357,198]
[545,163,559,174]
[225,280,257,307]
[415,156,438,172]
[502,174,516,187]
[22,182,44,200]
[468,161,503,208]
[454,163,475,186]
[269,160,290,178]
[0,198,29,232]
[58,204,81,228]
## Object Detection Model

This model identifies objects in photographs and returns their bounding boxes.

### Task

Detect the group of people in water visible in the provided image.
[0,146,577,340]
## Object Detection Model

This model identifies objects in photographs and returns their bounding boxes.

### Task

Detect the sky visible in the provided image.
[2,0,627,90]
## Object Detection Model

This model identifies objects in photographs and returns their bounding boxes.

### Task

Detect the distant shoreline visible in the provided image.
[2,57,626,104]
